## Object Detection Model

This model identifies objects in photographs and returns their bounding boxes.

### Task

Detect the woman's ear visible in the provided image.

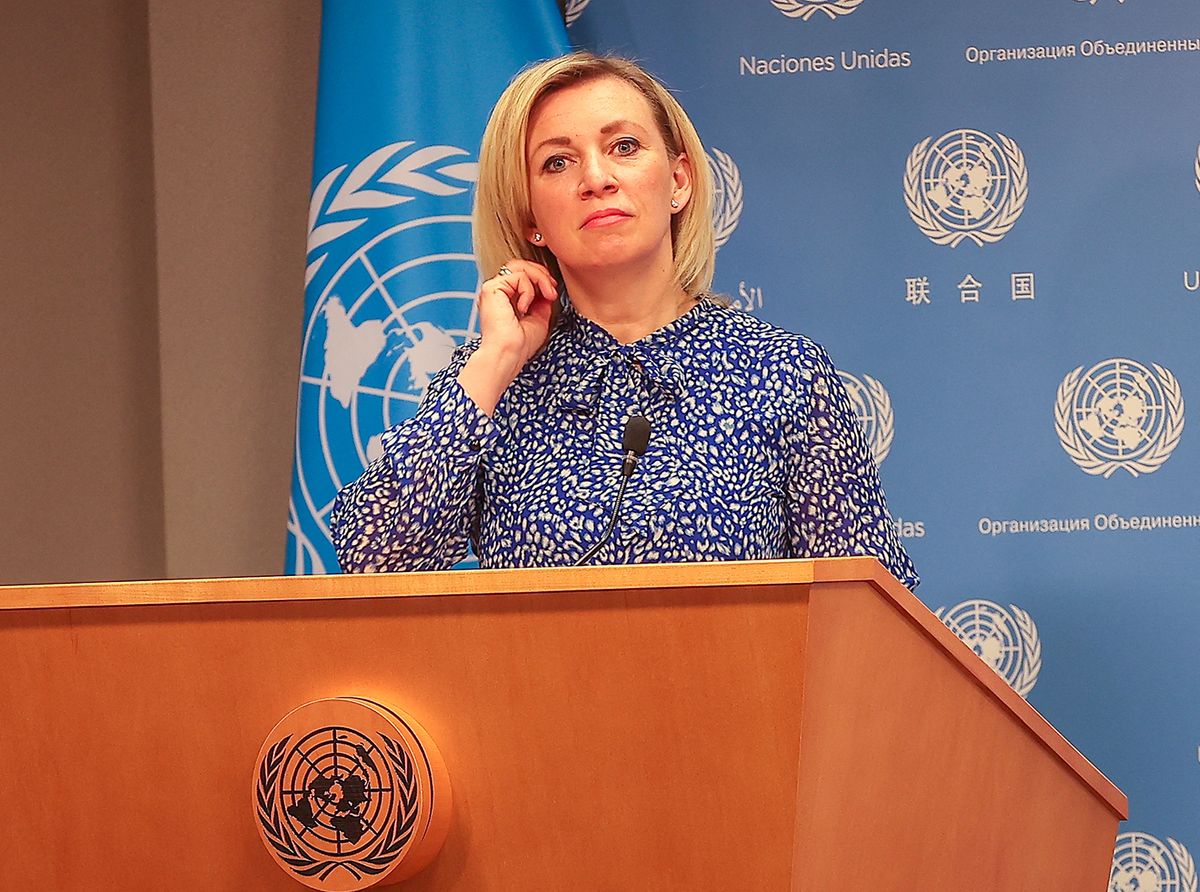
[670,153,693,214]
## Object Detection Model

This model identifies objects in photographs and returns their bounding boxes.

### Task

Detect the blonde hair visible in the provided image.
[473,52,715,297]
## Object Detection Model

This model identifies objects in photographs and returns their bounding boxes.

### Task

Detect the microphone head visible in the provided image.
[622,415,651,455]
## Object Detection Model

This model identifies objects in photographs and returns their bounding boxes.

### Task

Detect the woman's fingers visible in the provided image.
[475,259,557,362]
[495,259,557,310]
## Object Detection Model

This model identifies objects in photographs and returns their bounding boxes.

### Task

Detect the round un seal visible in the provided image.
[253,698,451,890]
[1109,832,1197,892]
[836,371,894,467]
[904,128,1028,247]
[1055,358,1185,478]
[934,599,1041,699]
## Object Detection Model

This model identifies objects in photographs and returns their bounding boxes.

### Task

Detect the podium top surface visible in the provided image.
[0,556,1127,819]
[2,555,862,611]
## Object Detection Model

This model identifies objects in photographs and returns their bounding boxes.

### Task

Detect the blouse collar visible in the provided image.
[543,295,718,413]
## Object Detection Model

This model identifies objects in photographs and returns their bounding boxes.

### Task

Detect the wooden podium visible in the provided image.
[1,558,1125,890]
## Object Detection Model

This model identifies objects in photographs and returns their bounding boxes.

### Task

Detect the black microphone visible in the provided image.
[574,415,652,566]
[621,415,651,477]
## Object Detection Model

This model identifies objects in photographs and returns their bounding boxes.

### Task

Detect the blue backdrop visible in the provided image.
[288,0,1200,883]
[568,0,1200,884]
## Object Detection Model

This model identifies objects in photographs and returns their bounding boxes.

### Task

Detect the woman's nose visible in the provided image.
[578,151,617,196]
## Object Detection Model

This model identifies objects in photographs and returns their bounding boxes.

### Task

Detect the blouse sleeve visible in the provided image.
[782,344,919,590]
[328,342,499,573]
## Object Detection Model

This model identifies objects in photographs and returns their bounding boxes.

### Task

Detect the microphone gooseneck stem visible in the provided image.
[573,463,635,567]
[573,415,651,567]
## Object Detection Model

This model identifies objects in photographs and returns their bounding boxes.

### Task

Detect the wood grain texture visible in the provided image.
[0,556,817,610]
[792,580,1120,891]
[0,559,1125,889]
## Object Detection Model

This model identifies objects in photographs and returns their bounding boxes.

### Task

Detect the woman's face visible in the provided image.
[524,75,691,281]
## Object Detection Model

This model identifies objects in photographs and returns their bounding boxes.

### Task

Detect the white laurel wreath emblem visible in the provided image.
[305,141,478,285]
[1110,835,1198,892]
[564,0,592,26]
[1173,838,1200,892]
[1009,604,1041,698]
[903,131,1028,247]
[934,601,1040,699]
[1194,142,1199,195]
[838,371,894,466]
[861,374,894,466]
[771,0,865,20]
[1054,361,1185,478]
[708,148,744,250]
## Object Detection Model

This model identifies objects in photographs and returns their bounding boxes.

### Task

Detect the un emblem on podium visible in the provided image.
[904,129,1028,247]
[934,600,1041,699]
[1109,832,1197,892]
[1055,358,1185,478]
[253,698,451,889]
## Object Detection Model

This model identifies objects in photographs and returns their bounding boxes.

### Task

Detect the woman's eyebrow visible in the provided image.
[531,120,650,156]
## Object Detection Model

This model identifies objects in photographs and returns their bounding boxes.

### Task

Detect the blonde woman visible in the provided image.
[330,52,917,589]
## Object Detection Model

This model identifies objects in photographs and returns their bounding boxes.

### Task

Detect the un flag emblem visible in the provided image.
[1109,832,1197,892]
[290,142,480,573]
[1055,358,1185,478]
[904,129,1028,247]
[934,599,1041,698]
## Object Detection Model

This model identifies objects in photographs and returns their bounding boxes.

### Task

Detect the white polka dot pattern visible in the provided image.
[330,297,918,589]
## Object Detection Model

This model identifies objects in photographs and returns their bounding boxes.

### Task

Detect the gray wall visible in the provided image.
[1,2,322,584]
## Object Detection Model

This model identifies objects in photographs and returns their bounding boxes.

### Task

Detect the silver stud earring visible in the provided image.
[533,232,543,243]
[670,199,679,209]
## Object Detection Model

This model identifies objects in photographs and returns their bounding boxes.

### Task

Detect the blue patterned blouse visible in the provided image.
[330,297,918,589]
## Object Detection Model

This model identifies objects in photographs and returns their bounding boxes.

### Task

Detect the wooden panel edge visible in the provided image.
[0,558,822,611]
[821,561,1129,822]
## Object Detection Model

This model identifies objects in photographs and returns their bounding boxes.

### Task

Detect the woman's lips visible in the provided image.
[581,209,631,229]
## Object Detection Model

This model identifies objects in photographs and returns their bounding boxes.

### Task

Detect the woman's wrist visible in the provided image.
[456,342,524,416]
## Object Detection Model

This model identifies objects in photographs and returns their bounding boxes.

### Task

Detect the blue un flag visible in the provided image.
[286,1,568,574]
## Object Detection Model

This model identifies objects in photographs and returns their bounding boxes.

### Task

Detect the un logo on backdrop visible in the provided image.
[1194,142,1199,195]
[707,148,743,250]
[934,600,1041,698]
[837,371,894,466]
[563,0,591,26]
[771,0,865,20]
[904,129,1028,247]
[292,142,480,567]
[1109,832,1197,892]
[1055,358,1185,478]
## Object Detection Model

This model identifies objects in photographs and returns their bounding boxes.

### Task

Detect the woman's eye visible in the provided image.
[543,155,568,173]
[614,138,640,156]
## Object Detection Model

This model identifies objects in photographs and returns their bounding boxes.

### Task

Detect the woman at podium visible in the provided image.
[329,52,917,590]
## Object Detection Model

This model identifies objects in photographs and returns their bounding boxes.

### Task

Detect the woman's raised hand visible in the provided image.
[477,259,558,364]
[457,259,558,416]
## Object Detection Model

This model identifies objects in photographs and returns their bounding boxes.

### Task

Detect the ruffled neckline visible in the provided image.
[554,293,718,354]
[532,294,720,413]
